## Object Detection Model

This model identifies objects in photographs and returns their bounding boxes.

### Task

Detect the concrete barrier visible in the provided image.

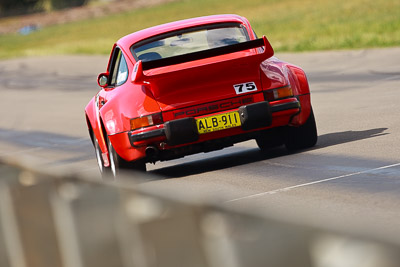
[1,160,400,267]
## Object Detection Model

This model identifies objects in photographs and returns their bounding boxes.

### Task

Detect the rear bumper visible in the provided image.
[270,100,300,113]
[129,99,300,147]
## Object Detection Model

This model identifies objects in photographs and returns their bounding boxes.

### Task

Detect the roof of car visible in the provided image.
[117,14,250,50]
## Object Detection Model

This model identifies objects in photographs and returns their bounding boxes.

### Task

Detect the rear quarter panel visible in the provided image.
[85,95,108,154]
[286,63,312,126]
[99,84,161,136]
[260,57,312,126]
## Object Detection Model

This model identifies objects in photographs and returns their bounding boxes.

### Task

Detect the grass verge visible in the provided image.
[0,0,399,59]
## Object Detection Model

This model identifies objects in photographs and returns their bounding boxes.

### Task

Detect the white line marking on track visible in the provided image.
[226,162,400,203]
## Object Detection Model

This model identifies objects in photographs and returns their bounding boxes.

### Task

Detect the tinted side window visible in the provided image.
[109,48,128,87]
[116,55,128,86]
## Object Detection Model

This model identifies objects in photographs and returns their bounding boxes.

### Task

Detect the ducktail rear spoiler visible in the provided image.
[141,35,272,70]
[132,35,273,83]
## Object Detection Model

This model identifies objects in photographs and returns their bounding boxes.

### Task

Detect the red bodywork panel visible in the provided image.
[85,14,313,165]
[138,50,268,111]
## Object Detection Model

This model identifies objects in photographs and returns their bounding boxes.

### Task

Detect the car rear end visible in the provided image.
[125,23,307,163]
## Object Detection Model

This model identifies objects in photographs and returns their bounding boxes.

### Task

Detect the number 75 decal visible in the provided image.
[233,82,258,95]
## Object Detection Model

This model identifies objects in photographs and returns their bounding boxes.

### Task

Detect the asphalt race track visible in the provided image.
[1,48,399,241]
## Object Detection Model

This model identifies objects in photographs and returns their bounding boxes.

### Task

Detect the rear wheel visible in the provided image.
[93,132,111,177]
[284,108,318,151]
[107,136,146,177]
[256,128,284,150]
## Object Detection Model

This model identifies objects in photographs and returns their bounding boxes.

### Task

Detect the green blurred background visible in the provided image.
[0,0,89,15]
[0,0,399,59]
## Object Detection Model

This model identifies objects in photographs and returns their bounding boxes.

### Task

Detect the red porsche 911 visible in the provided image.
[85,14,317,177]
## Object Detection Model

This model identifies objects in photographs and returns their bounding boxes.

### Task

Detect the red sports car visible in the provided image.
[85,14,317,176]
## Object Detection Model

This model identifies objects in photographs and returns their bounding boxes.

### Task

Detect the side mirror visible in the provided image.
[97,73,109,88]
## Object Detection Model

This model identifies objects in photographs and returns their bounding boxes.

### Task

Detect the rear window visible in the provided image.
[131,23,249,62]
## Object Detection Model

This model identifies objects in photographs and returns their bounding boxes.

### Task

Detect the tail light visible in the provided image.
[264,85,293,101]
[130,113,163,130]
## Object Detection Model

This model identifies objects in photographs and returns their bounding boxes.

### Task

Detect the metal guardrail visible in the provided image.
[1,160,400,267]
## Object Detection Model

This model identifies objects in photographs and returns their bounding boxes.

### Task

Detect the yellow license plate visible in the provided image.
[196,111,241,134]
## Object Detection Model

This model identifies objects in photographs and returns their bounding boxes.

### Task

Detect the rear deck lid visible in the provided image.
[132,36,273,111]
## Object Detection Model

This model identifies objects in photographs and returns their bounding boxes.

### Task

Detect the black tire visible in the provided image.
[93,132,112,177]
[284,108,318,151]
[256,128,284,150]
[107,136,146,177]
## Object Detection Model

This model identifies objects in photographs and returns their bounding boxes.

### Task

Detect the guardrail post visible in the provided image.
[0,164,63,267]
[50,178,124,267]
[200,208,312,267]
[118,191,209,267]
[0,166,26,267]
